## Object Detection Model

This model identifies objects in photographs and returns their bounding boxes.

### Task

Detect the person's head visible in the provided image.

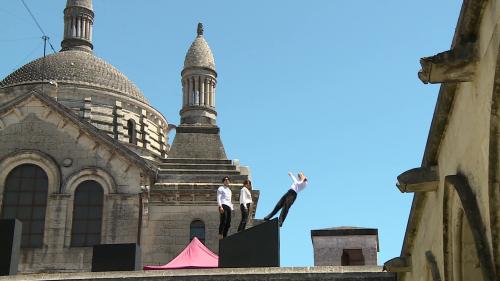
[243,179,252,189]
[222,176,230,186]
[298,172,308,182]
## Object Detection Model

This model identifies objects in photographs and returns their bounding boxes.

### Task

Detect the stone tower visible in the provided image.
[61,0,94,52]
[168,23,226,159]
[141,23,259,263]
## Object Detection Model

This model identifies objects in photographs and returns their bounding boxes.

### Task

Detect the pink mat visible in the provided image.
[143,237,218,270]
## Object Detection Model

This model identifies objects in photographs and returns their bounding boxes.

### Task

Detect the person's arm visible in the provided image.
[288,172,299,184]
[217,187,224,213]
[246,188,253,203]
[242,188,249,209]
[239,189,244,207]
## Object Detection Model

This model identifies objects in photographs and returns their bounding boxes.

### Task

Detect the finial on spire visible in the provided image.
[197,23,204,36]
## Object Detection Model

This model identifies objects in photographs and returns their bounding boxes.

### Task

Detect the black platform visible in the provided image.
[0,219,22,276]
[219,218,279,268]
[91,243,141,272]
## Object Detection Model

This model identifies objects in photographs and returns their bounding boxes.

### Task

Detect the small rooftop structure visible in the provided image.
[311,227,379,266]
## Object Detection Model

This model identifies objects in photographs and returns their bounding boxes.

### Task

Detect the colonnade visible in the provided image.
[182,76,216,108]
[64,12,93,42]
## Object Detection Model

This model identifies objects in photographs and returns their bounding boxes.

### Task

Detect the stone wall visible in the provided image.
[0,101,145,273]
[312,235,378,266]
[400,1,500,280]
[0,84,169,159]
[141,202,251,266]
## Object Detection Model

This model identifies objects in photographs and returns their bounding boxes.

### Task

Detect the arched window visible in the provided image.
[127,119,137,145]
[190,220,205,244]
[1,164,48,248]
[71,180,103,247]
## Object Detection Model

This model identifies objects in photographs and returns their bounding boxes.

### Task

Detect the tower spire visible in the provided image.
[61,0,94,52]
[197,22,204,36]
[180,23,217,125]
[168,23,227,159]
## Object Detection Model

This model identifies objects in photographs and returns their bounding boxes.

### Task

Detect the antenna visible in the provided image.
[41,35,48,94]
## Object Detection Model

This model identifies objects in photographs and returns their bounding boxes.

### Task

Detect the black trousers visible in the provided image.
[265,189,297,226]
[238,203,251,232]
[219,204,232,237]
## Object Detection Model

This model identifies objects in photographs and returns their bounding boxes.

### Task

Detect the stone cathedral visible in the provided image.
[0,0,258,273]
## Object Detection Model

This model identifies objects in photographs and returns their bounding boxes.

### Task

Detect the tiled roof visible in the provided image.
[184,35,216,71]
[1,50,147,103]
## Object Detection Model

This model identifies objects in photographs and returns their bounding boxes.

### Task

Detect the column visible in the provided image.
[212,81,216,108]
[72,16,76,37]
[84,17,89,39]
[76,16,81,37]
[204,79,209,106]
[114,101,126,142]
[194,76,199,105]
[188,77,193,105]
[64,16,69,37]
[83,97,92,121]
[207,80,212,107]
[80,17,84,38]
[182,79,187,107]
[200,77,205,106]
[89,19,92,41]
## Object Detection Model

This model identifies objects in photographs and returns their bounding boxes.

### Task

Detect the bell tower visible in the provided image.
[168,23,227,159]
[61,0,94,52]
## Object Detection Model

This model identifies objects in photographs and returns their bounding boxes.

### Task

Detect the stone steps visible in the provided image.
[156,174,249,183]
[161,158,233,165]
[158,163,237,171]
[158,169,240,175]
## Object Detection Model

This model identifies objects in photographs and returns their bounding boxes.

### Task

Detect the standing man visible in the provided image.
[264,172,308,227]
[217,176,233,238]
[238,179,253,232]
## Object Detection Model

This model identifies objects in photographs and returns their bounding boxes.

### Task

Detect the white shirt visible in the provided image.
[217,185,233,210]
[239,186,253,208]
[289,174,308,193]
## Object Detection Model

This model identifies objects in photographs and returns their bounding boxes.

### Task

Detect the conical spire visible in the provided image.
[180,23,218,126]
[61,0,94,52]
[183,22,216,71]
[169,23,227,159]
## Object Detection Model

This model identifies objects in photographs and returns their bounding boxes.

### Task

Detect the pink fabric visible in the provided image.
[143,237,218,270]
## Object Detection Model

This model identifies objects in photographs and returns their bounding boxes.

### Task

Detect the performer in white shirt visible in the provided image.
[217,176,233,238]
[237,180,253,232]
[264,172,308,227]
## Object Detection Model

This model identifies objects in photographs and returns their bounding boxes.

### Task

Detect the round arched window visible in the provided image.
[71,180,103,247]
[1,164,48,248]
[190,220,205,244]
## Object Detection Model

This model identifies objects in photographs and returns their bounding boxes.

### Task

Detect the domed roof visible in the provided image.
[0,50,147,103]
[183,24,216,71]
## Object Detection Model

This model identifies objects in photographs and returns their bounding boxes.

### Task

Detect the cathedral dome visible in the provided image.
[0,50,147,103]
[183,23,216,71]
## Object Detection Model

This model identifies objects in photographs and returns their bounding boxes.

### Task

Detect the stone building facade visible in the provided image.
[384,0,500,281]
[0,0,258,273]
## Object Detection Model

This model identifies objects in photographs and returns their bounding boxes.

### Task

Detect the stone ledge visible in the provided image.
[2,266,394,281]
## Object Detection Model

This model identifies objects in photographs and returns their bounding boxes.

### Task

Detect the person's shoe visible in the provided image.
[263,216,270,221]
[278,220,283,227]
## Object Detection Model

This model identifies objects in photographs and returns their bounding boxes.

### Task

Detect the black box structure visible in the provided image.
[0,219,22,276]
[219,218,279,268]
[91,243,141,272]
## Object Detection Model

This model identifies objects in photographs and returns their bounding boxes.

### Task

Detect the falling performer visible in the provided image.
[217,176,233,238]
[264,172,308,227]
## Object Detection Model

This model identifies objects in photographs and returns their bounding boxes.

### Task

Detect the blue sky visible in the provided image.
[1,0,462,267]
